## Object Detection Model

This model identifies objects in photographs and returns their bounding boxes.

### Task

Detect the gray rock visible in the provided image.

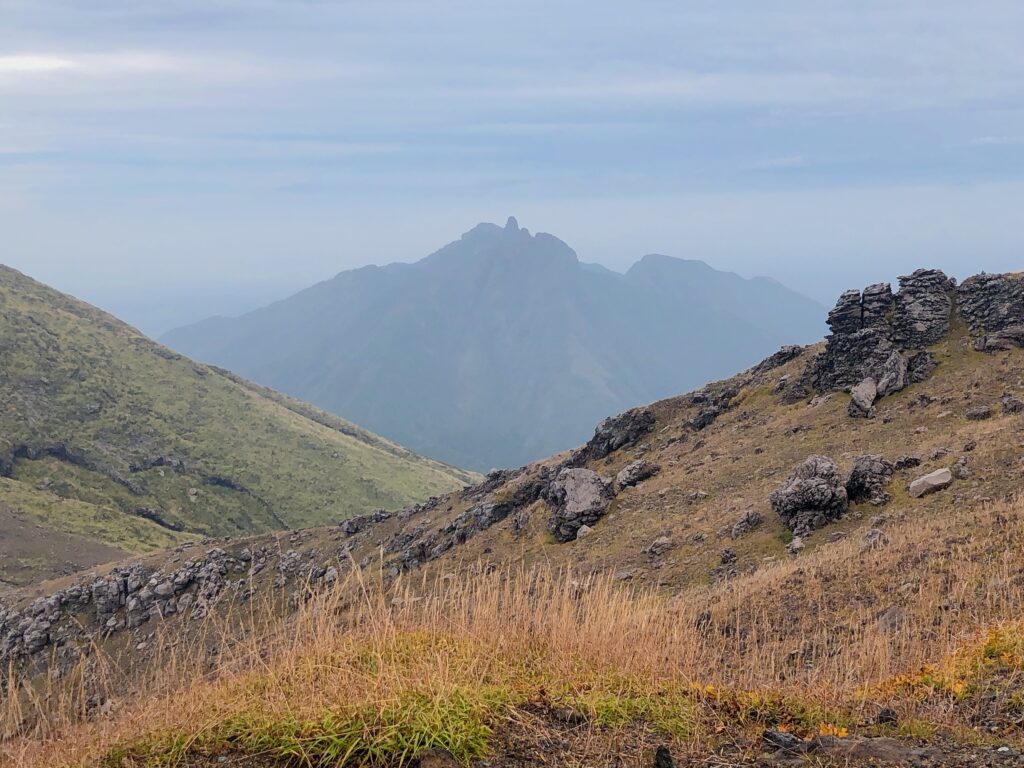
[848,378,878,418]
[646,535,674,558]
[909,468,953,498]
[730,509,762,538]
[546,468,613,543]
[845,455,895,506]
[575,524,594,540]
[966,405,992,421]
[875,351,908,397]
[786,536,805,556]
[907,350,938,383]
[615,459,660,490]
[952,456,971,479]
[577,407,655,462]
[891,269,956,348]
[958,272,1024,351]
[770,456,849,536]
[1001,394,1024,415]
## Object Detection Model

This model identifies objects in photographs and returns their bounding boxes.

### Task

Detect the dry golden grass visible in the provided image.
[4,496,1024,766]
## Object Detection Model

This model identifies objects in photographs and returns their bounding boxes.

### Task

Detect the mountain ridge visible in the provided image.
[163,219,826,471]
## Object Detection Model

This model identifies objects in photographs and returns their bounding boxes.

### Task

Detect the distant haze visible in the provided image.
[2,2,1024,334]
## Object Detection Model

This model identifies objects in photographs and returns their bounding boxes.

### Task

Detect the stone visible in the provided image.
[891,269,955,348]
[577,407,655,462]
[1001,394,1024,415]
[848,378,877,418]
[952,456,971,479]
[845,455,895,506]
[646,535,674,558]
[654,745,674,768]
[826,289,864,335]
[545,469,613,543]
[909,468,953,498]
[751,345,804,376]
[770,456,849,536]
[875,351,908,397]
[907,350,938,383]
[730,509,762,538]
[861,282,895,326]
[575,524,594,540]
[615,459,660,490]
[719,548,737,565]
[966,405,992,421]
[958,272,1024,351]
[814,328,899,393]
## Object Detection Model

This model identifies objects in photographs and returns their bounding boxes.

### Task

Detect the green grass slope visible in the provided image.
[0,265,477,583]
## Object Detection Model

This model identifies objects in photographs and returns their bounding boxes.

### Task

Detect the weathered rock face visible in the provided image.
[814,329,899,392]
[891,269,956,348]
[770,456,849,536]
[909,468,953,498]
[576,407,655,463]
[958,273,1024,351]
[907,351,938,383]
[876,351,908,398]
[545,468,614,542]
[845,455,895,506]
[811,269,956,399]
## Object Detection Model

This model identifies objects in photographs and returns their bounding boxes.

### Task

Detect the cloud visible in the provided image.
[0,55,80,73]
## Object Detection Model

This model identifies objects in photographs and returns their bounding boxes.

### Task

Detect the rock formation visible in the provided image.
[770,456,849,536]
[545,468,614,542]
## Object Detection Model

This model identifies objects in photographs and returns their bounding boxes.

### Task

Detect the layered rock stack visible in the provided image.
[807,269,1024,416]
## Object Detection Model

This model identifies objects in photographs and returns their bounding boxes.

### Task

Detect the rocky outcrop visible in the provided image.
[576,407,655,463]
[751,344,805,376]
[845,455,895,506]
[891,269,956,347]
[811,270,957,400]
[770,456,849,536]
[958,273,1024,351]
[545,468,614,542]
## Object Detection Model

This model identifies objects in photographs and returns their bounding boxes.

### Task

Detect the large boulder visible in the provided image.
[770,456,849,536]
[848,378,878,418]
[845,455,895,506]
[615,459,660,490]
[891,269,956,348]
[545,468,614,542]
[908,468,953,498]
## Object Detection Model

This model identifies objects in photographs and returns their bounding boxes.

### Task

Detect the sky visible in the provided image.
[2,0,1023,335]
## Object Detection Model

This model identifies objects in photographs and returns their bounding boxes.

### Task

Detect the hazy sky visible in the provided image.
[2,1,1023,334]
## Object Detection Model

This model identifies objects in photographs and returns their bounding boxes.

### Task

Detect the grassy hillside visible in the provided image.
[5,270,1024,765]
[0,265,476,584]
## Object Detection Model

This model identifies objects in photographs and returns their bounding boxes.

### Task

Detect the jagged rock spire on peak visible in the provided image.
[505,216,519,231]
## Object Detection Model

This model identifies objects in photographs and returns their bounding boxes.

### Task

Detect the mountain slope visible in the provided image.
[0,265,476,584]
[163,218,825,470]
[7,268,1024,768]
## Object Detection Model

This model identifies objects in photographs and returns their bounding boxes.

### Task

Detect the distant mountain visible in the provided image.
[163,218,825,470]
[0,265,475,584]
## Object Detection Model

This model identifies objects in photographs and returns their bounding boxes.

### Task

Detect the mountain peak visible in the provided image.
[505,215,519,231]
